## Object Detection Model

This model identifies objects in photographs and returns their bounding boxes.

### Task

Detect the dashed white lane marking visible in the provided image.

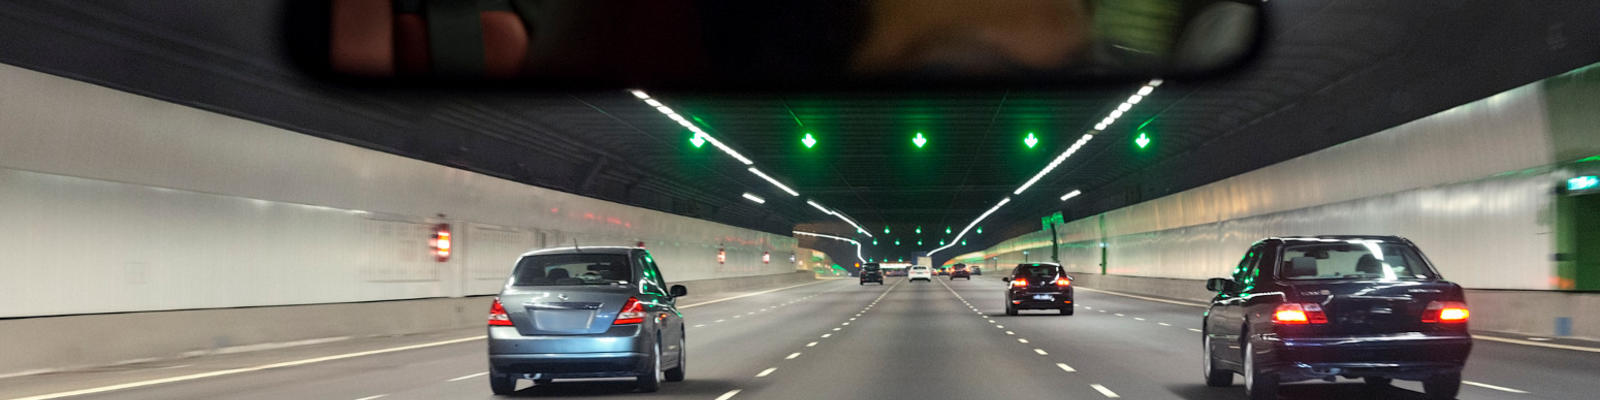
[1187,328,1202,333]
[715,319,727,323]
[1464,381,1530,394]
[822,334,832,338]
[1056,363,1076,372]
[850,317,857,321]
[1083,306,1092,310]
[996,325,1005,329]
[1527,337,1552,342]
[1033,349,1049,356]
[715,389,742,400]
[354,395,387,400]
[447,372,487,382]
[3,335,487,400]
[786,352,802,360]
[1090,384,1121,398]
[733,315,743,319]
[842,322,850,326]
[1133,317,1146,321]
[694,324,706,328]
[1005,331,1015,335]
[1018,338,1030,344]
[1098,310,1106,313]
[806,341,818,347]
[756,367,777,378]
[832,327,842,331]
[1158,322,1171,326]
[1114,313,1125,317]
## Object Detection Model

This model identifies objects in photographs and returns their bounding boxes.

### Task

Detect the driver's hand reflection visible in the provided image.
[849,0,1093,75]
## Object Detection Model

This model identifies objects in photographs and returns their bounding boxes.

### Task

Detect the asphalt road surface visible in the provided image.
[5,277,1597,400]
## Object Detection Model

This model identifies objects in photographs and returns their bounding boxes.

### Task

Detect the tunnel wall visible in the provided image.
[0,63,799,319]
[952,64,1600,337]
[960,64,1600,290]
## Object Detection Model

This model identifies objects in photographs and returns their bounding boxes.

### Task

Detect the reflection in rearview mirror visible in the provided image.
[305,0,1261,88]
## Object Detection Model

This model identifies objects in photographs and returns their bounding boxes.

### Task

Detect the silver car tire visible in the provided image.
[636,340,663,392]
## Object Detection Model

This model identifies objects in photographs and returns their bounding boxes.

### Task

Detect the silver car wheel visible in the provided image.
[1243,340,1255,391]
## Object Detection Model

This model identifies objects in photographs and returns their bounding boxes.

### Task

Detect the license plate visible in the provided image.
[1033,294,1053,301]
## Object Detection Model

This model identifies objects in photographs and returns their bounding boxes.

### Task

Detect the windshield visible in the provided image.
[1279,242,1436,281]
[511,254,633,286]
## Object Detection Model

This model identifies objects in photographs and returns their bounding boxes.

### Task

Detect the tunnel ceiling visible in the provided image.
[1,1,1597,261]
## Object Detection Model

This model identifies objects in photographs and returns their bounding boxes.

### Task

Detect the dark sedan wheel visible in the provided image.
[1202,333,1234,387]
[1243,340,1278,400]
[1005,302,1018,316]
[1059,305,1074,315]
[1423,372,1461,400]
[488,366,516,395]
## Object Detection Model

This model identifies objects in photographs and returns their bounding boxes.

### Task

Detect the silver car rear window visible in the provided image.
[512,254,633,286]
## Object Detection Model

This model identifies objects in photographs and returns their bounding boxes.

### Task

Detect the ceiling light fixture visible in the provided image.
[937,80,1160,257]
[1060,190,1082,201]
[742,192,767,204]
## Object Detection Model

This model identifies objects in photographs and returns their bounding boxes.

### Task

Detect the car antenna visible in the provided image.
[573,238,581,252]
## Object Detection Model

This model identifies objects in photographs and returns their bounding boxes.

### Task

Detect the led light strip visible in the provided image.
[934,79,1162,256]
[928,197,1010,256]
[747,167,799,196]
[632,89,871,238]
[1059,189,1081,201]
[793,230,866,264]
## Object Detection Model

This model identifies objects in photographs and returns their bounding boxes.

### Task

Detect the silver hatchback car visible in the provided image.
[486,246,687,394]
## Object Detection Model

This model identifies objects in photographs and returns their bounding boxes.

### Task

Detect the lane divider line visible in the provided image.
[1090,384,1121,398]
[1473,336,1600,353]
[1464,380,1530,394]
[786,352,801,360]
[447,372,486,382]
[354,395,387,400]
[1056,363,1076,373]
[1074,287,1206,308]
[806,342,818,347]
[715,389,742,400]
[756,368,777,378]
[1033,349,1049,356]
[6,335,486,400]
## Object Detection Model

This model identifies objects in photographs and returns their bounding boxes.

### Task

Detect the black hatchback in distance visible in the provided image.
[1201,236,1471,400]
[1002,263,1073,315]
[859,263,884,285]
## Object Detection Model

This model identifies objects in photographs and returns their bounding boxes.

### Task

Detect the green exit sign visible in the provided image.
[1570,175,1599,192]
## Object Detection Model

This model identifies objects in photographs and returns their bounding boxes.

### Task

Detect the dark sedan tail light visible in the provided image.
[1272,303,1327,325]
[1422,301,1469,323]
[1010,278,1028,288]
[488,298,514,326]
[1055,277,1071,287]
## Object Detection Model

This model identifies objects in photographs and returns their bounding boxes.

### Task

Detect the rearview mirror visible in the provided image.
[301,0,1262,89]
[1001,277,1012,283]
[1205,278,1233,292]
[669,285,688,297]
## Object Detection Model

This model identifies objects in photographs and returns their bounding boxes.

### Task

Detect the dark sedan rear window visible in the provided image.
[512,254,633,286]
[863,263,881,271]
[1278,242,1436,281]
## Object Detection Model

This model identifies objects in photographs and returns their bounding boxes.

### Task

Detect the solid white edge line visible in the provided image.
[714,389,743,400]
[6,336,486,400]
[1090,384,1121,398]
[447,372,487,382]
[1463,380,1530,394]
[678,280,833,309]
[1473,335,1600,353]
[756,367,777,378]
